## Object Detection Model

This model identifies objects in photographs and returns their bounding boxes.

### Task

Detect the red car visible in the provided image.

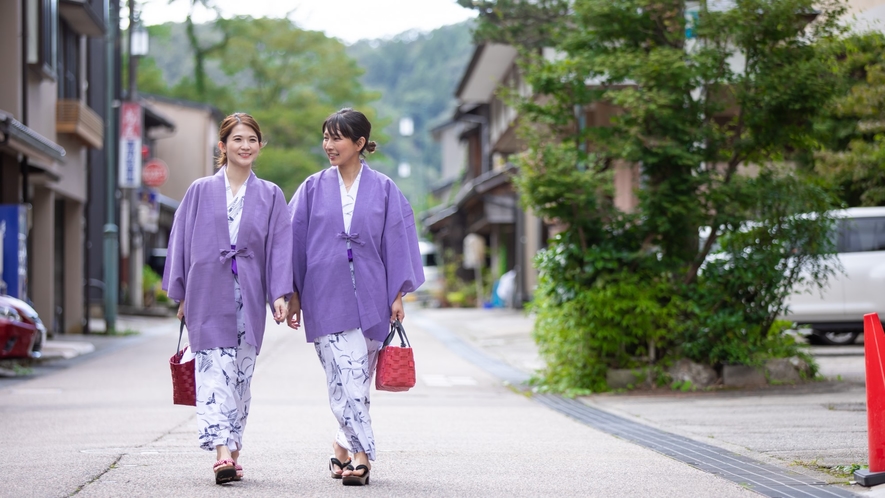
[0,295,45,359]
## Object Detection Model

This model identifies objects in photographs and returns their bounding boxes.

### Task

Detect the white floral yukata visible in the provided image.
[194,166,257,452]
[314,165,383,461]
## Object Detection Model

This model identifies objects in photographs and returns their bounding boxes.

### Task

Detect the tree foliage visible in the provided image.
[815,33,885,206]
[139,16,377,196]
[463,0,845,390]
[167,0,232,98]
[457,0,571,49]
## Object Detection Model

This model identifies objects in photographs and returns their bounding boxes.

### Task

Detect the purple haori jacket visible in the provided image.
[289,162,425,343]
[162,169,293,354]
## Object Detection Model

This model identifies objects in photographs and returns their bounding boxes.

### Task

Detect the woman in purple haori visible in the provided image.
[162,113,293,485]
[287,108,424,486]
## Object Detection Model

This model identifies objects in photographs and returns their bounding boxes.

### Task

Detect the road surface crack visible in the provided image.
[69,454,123,496]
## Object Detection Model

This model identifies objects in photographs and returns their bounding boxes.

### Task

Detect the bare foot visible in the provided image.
[216,445,233,463]
[330,442,351,477]
[230,450,243,481]
[342,452,370,477]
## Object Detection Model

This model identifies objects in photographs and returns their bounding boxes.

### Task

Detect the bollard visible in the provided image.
[855,313,885,487]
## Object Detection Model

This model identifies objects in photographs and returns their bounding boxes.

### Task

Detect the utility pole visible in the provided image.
[103,0,119,332]
[128,0,137,103]
[126,0,144,309]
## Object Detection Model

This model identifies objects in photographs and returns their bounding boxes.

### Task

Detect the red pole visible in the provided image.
[864,313,885,472]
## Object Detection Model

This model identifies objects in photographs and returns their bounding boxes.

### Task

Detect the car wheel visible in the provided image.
[813,330,859,346]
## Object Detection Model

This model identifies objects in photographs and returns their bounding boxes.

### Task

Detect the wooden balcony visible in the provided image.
[56,100,103,149]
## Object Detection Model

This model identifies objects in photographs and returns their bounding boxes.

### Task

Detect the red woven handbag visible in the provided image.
[375,320,416,392]
[169,319,196,406]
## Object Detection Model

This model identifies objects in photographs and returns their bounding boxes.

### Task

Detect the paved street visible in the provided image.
[3,306,882,497]
[3,308,760,498]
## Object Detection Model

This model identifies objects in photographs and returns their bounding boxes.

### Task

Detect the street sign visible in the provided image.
[119,102,142,189]
[142,158,169,187]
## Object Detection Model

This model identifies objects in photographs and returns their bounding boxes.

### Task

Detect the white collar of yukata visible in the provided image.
[337,163,364,188]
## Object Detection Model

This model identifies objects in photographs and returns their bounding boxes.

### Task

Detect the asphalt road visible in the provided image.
[1,310,757,497]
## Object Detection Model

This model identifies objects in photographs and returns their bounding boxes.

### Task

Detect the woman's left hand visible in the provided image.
[272,297,286,324]
[390,293,405,323]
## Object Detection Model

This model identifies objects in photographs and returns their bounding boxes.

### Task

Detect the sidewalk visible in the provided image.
[413,306,872,494]
[0,315,179,381]
[41,314,178,360]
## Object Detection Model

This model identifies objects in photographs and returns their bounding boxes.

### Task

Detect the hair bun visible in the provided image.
[365,141,377,154]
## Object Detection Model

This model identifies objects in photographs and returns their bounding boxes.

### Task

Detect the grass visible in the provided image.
[104,328,140,337]
[830,463,866,478]
[12,363,33,375]
[0,359,34,376]
[793,459,866,480]
[504,381,533,398]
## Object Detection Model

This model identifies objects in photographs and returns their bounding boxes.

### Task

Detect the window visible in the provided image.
[26,0,58,78]
[838,217,885,253]
[57,20,79,99]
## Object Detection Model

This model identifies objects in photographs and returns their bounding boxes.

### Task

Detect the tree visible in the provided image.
[461,0,845,391]
[139,16,378,196]
[457,0,571,49]
[217,16,379,195]
[815,33,885,207]
[167,0,233,99]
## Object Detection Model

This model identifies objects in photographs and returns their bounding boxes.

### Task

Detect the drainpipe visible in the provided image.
[20,0,31,300]
[102,0,119,332]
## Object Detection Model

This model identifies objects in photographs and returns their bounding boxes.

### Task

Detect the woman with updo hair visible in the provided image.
[287,108,424,486]
[163,112,293,485]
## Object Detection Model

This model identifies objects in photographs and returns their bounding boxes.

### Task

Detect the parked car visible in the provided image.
[407,240,443,307]
[780,207,885,345]
[0,295,45,359]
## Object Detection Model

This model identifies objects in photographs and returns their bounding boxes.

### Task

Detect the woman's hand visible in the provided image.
[390,293,404,323]
[177,300,185,321]
[287,293,302,330]
[273,297,286,324]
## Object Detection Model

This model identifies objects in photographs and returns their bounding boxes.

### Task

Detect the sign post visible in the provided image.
[118,102,142,308]
[142,158,168,188]
[119,102,142,189]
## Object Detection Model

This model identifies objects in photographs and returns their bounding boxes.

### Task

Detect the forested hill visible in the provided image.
[346,22,475,207]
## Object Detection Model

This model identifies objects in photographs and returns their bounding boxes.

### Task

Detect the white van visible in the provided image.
[781,206,885,344]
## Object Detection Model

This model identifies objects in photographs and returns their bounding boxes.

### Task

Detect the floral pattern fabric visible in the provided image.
[314,329,381,460]
[195,275,255,451]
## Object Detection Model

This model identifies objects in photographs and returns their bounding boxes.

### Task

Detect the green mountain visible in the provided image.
[346,22,475,208]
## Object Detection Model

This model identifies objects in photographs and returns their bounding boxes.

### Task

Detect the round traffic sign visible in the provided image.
[142,158,169,187]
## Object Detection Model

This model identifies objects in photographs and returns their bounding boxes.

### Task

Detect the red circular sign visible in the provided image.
[142,158,169,187]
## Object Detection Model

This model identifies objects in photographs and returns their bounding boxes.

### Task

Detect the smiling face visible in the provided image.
[323,125,365,169]
[220,123,261,170]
